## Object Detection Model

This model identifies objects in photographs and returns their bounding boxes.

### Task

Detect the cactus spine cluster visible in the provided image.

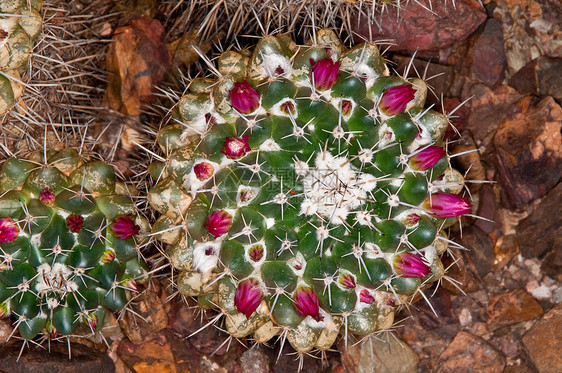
[0,0,42,115]
[0,149,148,340]
[149,29,471,353]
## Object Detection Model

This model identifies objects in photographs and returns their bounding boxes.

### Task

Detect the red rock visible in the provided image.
[494,96,562,208]
[470,19,507,86]
[487,289,543,330]
[354,0,486,52]
[523,303,562,373]
[435,331,505,373]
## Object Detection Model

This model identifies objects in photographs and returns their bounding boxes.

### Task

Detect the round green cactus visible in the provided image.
[0,148,149,340]
[149,29,471,353]
[0,0,43,114]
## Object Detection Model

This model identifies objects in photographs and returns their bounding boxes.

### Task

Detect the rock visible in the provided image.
[0,319,13,344]
[341,334,418,373]
[493,0,562,77]
[517,183,562,277]
[494,96,562,209]
[240,348,270,373]
[354,0,486,52]
[119,282,169,344]
[118,332,179,373]
[434,331,505,373]
[465,84,523,149]
[106,16,171,116]
[470,19,507,86]
[474,185,496,233]
[509,57,562,101]
[523,303,562,373]
[487,289,543,330]
[441,97,470,140]
[493,234,519,270]
[0,342,115,373]
[460,226,494,279]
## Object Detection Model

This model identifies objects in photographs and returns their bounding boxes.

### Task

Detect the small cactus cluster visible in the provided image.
[0,0,43,115]
[149,29,471,353]
[0,149,148,340]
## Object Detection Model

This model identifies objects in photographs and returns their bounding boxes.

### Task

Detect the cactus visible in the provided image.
[0,148,149,340]
[0,0,43,115]
[148,29,472,353]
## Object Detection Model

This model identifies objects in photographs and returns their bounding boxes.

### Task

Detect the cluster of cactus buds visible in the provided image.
[0,0,43,115]
[148,29,472,353]
[0,149,149,339]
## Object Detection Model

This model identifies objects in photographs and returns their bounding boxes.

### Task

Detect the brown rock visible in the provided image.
[517,182,562,276]
[470,19,507,86]
[118,333,178,373]
[106,17,171,116]
[523,303,562,373]
[240,348,270,373]
[0,319,12,344]
[494,96,562,208]
[487,289,543,330]
[460,226,494,279]
[341,334,418,373]
[354,0,486,52]
[435,331,505,373]
[474,185,496,233]
[465,84,523,148]
[493,234,519,270]
[441,97,470,140]
[509,57,562,101]
[119,282,169,344]
[0,342,115,373]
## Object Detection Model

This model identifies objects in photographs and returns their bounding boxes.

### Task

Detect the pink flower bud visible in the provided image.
[294,287,323,322]
[235,278,263,318]
[379,84,416,116]
[404,213,421,227]
[204,210,232,238]
[423,192,472,219]
[85,313,98,332]
[123,278,138,292]
[221,136,251,159]
[359,289,375,304]
[393,253,431,278]
[229,81,260,114]
[101,249,116,263]
[110,214,140,239]
[410,146,446,171]
[193,161,214,181]
[66,214,84,233]
[311,58,340,90]
[39,188,56,204]
[338,273,356,289]
[0,217,18,243]
[248,244,264,262]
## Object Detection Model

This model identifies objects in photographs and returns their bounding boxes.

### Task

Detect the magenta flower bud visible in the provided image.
[235,278,263,318]
[393,253,432,278]
[359,289,375,304]
[85,313,98,332]
[221,136,251,159]
[110,214,140,239]
[66,214,84,233]
[0,217,18,243]
[193,161,214,181]
[310,57,340,90]
[410,146,446,171]
[423,192,472,219]
[294,287,323,322]
[39,187,56,204]
[229,81,260,114]
[204,210,232,238]
[379,84,416,116]
[123,278,138,292]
